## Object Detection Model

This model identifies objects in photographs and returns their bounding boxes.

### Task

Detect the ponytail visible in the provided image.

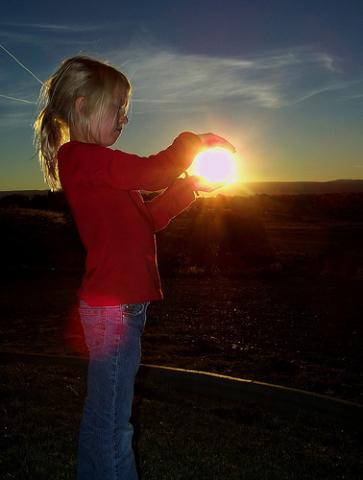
[34,83,69,191]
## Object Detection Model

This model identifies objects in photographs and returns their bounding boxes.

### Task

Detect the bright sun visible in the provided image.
[190,147,239,184]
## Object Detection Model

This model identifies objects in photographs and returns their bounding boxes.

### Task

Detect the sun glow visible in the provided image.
[190,147,239,184]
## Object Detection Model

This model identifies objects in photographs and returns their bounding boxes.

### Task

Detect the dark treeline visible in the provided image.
[2,190,363,221]
[1,191,363,277]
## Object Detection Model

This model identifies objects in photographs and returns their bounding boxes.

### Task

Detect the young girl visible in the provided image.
[34,55,233,480]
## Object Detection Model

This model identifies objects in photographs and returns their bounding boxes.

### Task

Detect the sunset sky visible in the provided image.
[1,0,362,193]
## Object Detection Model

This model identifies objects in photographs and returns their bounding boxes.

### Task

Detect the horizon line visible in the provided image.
[2,178,363,193]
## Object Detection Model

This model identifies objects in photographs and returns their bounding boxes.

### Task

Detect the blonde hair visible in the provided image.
[34,55,131,191]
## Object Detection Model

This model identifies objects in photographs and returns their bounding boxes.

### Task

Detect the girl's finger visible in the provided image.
[198,133,236,152]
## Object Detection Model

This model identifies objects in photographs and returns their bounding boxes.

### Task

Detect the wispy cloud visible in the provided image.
[0,21,353,114]
[0,37,360,128]
[0,109,34,128]
[0,21,104,33]
[341,93,363,103]
[0,77,40,104]
[107,45,350,112]
[0,22,103,53]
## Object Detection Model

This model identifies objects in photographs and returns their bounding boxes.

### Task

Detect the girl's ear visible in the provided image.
[74,96,86,115]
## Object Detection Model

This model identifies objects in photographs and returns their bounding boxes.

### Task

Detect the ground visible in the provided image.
[1,270,362,404]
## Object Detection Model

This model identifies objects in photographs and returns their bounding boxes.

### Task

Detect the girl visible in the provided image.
[34,55,233,480]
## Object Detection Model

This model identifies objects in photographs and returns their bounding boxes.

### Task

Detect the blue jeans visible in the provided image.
[77,300,149,480]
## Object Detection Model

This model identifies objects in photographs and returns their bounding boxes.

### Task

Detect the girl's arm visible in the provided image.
[143,177,197,232]
[80,132,202,191]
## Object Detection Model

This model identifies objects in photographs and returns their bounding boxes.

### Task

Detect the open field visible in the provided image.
[1,360,362,480]
[1,196,363,479]
[1,197,363,404]
[1,270,362,404]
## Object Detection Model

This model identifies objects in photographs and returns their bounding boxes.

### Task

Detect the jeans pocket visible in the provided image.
[80,315,106,352]
[122,302,149,334]
[123,303,145,316]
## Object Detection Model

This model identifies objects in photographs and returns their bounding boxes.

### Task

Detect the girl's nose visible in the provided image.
[121,115,128,125]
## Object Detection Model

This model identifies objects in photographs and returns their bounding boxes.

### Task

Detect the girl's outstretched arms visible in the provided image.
[58,132,234,192]
[58,132,201,192]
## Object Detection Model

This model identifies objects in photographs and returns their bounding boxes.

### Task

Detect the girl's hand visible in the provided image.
[197,133,236,153]
[187,175,224,192]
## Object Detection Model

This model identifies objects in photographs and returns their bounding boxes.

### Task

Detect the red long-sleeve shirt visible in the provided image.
[58,132,201,306]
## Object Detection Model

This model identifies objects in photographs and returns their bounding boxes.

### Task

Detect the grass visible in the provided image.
[1,360,362,480]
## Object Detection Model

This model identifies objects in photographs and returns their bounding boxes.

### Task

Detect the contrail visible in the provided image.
[0,43,43,85]
[0,93,36,104]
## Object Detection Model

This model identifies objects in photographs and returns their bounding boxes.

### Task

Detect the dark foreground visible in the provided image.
[1,203,363,404]
[1,360,362,480]
[1,203,363,478]
[1,270,362,404]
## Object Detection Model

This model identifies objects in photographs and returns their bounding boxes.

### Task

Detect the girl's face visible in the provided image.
[92,97,129,147]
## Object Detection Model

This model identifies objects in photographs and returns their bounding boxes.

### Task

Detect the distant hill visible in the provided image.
[2,180,363,198]
[0,190,48,199]
[234,180,363,195]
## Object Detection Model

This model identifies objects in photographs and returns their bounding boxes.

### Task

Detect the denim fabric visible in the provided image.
[77,300,149,480]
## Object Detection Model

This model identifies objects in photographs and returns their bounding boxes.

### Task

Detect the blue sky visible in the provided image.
[1,0,363,192]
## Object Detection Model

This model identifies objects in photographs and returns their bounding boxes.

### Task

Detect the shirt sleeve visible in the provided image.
[144,177,197,232]
[80,132,202,191]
